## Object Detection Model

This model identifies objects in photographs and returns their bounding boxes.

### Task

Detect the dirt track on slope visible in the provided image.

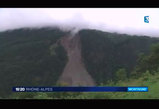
[57,35,95,86]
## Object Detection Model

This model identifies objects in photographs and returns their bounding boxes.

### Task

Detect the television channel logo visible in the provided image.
[144,16,149,23]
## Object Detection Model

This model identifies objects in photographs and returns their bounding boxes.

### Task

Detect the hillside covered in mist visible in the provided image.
[0,27,159,97]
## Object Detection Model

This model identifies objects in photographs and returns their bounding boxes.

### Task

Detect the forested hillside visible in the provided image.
[0,28,68,97]
[0,28,159,98]
[79,29,159,84]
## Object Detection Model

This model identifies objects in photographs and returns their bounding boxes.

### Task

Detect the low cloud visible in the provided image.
[0,8,159,37]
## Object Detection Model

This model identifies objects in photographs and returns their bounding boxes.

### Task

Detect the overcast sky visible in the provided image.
[0,8,159,37]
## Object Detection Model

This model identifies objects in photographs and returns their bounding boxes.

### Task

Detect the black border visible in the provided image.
[1,99,159,106]
[0,0,159,7]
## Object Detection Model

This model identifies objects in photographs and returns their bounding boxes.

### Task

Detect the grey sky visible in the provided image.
[0,8,159,37]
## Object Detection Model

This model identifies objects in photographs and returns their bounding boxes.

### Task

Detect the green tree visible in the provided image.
[136,43,159,74]
[115,68,127,81]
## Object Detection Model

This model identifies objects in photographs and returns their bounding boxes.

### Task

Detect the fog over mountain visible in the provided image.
[0,8,159,37]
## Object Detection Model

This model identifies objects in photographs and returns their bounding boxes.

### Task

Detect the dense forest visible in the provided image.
[0,28,68,97]
[79,29,159,84]
[0,27,159,98]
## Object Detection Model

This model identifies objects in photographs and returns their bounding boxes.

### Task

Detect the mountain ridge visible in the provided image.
[0,27,159,97]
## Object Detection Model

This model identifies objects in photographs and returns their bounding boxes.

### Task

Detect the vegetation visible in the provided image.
[0,27,68,97]
[135,43,159,74]
[115,68,127,82]
[79,29,159,84]
[0,28,159,99]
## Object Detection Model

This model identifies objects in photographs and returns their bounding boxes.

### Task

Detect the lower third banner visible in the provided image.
[12,86,148,92]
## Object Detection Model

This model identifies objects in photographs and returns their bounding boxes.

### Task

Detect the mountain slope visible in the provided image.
[79,29,159,84]
[0,28,68,96]
[0,28,159,97]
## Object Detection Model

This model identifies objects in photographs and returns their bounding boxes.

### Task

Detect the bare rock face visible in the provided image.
[57,35,95,86]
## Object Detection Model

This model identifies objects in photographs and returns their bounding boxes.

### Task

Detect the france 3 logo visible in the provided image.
[144,16,149,23]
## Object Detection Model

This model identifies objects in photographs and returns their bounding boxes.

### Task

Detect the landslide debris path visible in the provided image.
[57,35,95,86]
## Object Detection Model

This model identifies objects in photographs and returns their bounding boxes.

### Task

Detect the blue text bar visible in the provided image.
[12,86,148,92]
